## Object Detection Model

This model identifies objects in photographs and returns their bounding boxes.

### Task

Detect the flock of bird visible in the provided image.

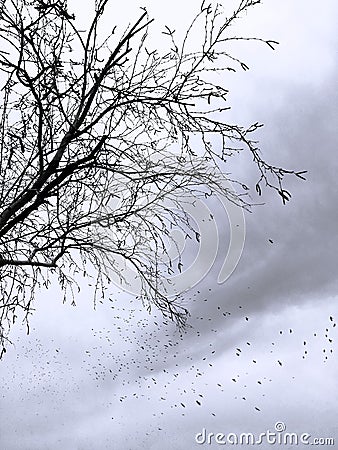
[0,284,336,447]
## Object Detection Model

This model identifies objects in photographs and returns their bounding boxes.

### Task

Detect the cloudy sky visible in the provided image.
[1,0,338,449]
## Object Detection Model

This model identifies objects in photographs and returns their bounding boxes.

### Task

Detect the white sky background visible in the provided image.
[1,0,338,449]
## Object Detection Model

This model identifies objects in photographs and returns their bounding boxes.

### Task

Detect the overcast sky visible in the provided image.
[1,0,338,449]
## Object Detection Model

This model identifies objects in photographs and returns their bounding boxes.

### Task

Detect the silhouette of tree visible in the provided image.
[0,0,305,356]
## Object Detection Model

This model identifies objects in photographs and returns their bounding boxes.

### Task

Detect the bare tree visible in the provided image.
[0,0,305,356]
